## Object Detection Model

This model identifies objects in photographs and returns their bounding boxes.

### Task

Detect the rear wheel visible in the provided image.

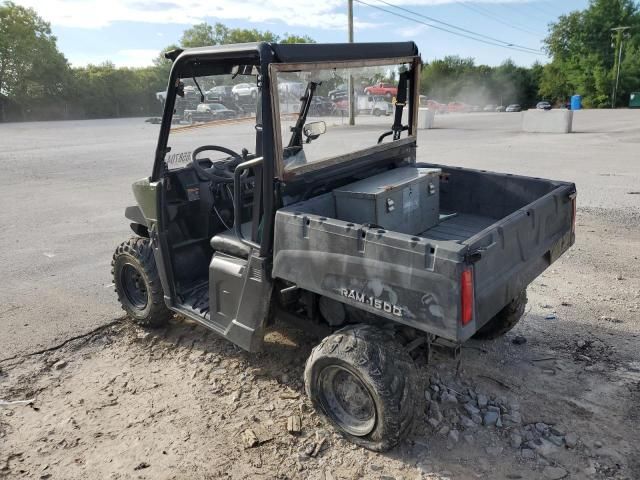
[373,108,382,117]
[304,324,422,451]
[112,237,171,328]
[473,290,527,339]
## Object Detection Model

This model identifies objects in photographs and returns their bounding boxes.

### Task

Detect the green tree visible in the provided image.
[279,33,315,44]
[1,14,316,121]
[0,1,69,120]
[420,56,541,107]
[542,0,640,106]
[179,22,314,48]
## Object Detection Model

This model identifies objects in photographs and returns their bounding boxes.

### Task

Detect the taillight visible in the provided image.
[461,268,474,325]
[570,194,577,235]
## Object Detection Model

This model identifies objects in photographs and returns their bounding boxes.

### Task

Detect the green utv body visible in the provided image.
[113,42,576,451]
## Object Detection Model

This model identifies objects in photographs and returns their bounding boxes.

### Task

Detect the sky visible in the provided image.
[16,0,589,68]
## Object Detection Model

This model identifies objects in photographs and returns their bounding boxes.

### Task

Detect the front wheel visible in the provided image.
[304,325,422,451]
[473,290,527,339]
[112,237,171,328]
[373,108,381,117]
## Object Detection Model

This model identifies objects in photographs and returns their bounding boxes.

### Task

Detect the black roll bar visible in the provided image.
[233,157,264,250]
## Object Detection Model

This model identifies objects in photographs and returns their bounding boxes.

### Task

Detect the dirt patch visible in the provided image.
[1,210,638,480]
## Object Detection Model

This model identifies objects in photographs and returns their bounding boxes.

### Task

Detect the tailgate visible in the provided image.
[272,199,467,340]
[463,183,576,338]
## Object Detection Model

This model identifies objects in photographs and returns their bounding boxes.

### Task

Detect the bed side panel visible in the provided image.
[466,184,576,336]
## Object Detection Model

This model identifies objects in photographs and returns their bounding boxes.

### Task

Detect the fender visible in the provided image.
[125,205,149,237]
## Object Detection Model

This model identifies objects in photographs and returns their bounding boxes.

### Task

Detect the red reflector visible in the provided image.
[461,269,474,325]
[571,196,577,235]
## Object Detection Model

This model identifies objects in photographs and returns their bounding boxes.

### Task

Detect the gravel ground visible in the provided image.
[1,110,639,479]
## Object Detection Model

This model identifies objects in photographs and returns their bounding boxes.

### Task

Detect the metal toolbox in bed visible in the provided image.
[332,166,441,235]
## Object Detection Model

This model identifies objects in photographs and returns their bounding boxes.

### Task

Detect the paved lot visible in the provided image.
[1,110,639,480]
[0,110,638,359]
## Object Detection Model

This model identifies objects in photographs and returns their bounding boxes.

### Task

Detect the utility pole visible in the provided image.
[611,26,631,108]
[348,0,355,125]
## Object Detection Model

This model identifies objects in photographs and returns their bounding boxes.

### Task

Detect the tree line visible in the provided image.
[421,0,640,108]
[1,0,638,122]
[0,2,313,122]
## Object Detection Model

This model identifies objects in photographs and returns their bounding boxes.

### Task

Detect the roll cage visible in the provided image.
[153,41,421,257]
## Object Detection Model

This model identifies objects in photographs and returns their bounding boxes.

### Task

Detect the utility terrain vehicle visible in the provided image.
[112,42,576,451]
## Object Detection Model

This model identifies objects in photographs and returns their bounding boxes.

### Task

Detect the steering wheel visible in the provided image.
[191,145,243,182]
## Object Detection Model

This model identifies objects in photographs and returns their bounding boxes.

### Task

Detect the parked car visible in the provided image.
[364,82,397,98]
[278,81,305,100]
[505,104,522,112]
[231,83,258,101]
[447,102,471,113]
[483,104,496,112]
[536,101,552,110]
[308,96,335,116]
[183,103,235,124]
[425,99,447,114]
[357,95,393,116]
[471,105,482,112]
[333,97,349,115]
[496,105,506,112]
[328,84,347,101]
[206,85,233,103]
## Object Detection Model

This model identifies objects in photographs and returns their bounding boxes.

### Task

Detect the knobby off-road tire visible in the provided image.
[473,290,528,340]
[112,237,171,328]
[304,324,423,451]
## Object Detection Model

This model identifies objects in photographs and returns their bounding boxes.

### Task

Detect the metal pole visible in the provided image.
[613,36,624,108]
[611,26,630,108]
[611,33,617,108]
[348,0,354,44]
[348,0,355,126]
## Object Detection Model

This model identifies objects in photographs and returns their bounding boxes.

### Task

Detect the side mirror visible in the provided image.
[303,121,326,143]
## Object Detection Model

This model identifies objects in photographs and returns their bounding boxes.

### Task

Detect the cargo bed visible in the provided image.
[422,213,496,242]
[273,163,576,342]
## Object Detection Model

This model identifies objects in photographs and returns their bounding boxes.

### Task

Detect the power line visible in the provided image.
[455,2,544,37]
[372,0,543,53]
[354,0,544,55]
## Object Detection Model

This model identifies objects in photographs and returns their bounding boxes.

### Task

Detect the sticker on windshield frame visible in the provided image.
[166,151,192,170]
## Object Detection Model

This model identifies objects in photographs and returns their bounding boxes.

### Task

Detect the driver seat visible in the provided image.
[210,223,253,259]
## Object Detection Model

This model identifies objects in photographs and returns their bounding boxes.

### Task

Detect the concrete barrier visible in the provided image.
[417,108,435,129]
[521,109,573,133]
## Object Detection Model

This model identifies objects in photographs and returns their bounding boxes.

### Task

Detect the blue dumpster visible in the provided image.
[570,94,582,110]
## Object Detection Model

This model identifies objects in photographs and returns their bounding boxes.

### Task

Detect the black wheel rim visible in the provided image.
[317,365,376,436]
[120,263,148,310]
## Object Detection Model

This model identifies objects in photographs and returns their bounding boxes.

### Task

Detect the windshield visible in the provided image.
[165,73,258,170]
[273,59,415,175]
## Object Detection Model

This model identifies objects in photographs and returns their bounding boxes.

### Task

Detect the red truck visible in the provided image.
[364,82,397,98]
[447,101,471,113]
